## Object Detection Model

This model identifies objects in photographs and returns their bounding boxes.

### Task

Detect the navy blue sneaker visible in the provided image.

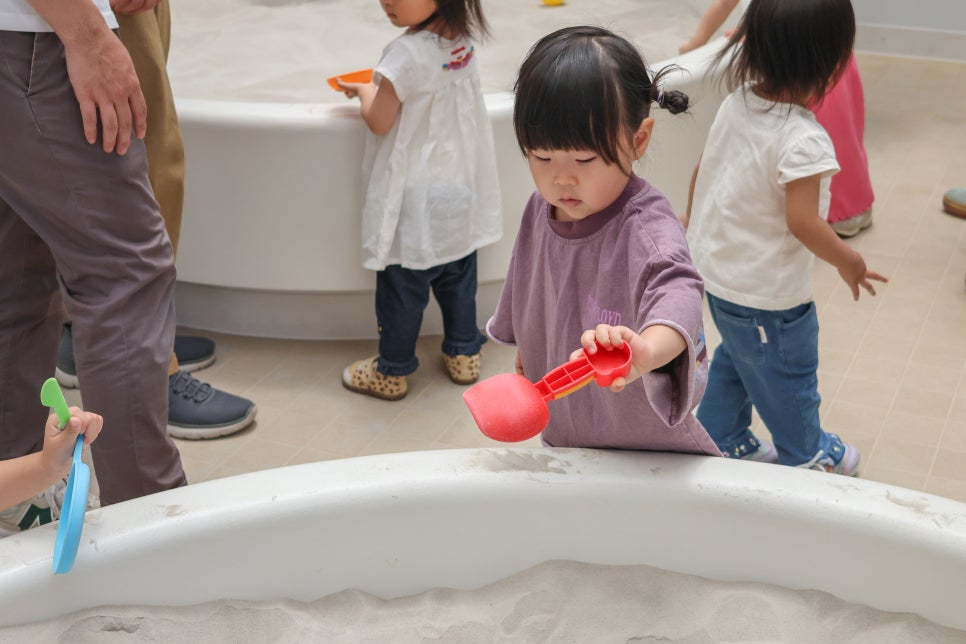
[56,324,217,389]
[55,323,79,389]
[173,335,217,373]
[168,370,257,439]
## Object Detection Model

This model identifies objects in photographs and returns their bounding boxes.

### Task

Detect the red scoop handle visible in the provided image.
[534,340,632,402]
[534,356,595,401]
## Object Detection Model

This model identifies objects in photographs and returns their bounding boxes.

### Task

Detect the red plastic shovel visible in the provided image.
[463,341,632,443]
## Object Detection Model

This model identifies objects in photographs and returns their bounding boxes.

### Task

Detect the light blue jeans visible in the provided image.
[697,293,836,466]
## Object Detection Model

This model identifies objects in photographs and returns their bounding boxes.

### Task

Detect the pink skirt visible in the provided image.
[810,56,875,224]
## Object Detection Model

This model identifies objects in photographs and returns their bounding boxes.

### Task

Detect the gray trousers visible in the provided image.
[0,31,186,505]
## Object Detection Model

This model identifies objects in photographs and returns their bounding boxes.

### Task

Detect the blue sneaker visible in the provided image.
[797,434,860,476]
[943,187,966,219]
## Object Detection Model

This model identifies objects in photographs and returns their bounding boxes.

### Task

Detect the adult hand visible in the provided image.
[63,29,147,154]
[109,0,162,15]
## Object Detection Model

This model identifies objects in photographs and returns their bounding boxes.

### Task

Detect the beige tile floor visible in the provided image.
[82,53,966,506]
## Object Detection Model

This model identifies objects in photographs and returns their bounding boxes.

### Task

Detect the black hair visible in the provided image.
[414,0,490,42]
[714,0,855,104]
[513,25,688,173]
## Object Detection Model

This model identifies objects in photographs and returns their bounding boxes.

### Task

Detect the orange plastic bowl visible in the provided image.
[327,68,373,92]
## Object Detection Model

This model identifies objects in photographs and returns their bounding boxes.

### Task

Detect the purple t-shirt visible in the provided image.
[487,174,721,456]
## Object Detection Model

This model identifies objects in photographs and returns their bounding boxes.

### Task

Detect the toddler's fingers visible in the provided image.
[868,271,889,283]
[82,413,104,445]
[580,329,600,353]
[593,324,625,349]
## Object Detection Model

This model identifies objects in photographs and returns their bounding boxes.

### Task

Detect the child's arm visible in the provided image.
[0,409,103,510]
[576,324,687,393]
[337,78,402,136]
[786,175,888,300]
[680,154,702,229]
[679,0,741,54]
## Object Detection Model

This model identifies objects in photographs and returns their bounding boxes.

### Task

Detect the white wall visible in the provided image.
[853,1,966,61]
[853,1,966,33]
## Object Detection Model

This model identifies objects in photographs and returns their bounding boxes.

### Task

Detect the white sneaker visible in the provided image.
[0,478,100,538]
[830,209,872,238]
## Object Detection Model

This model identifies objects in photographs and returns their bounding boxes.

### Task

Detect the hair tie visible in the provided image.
[656,90,665,107]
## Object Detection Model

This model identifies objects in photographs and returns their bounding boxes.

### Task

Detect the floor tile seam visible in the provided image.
[924,349,966,481]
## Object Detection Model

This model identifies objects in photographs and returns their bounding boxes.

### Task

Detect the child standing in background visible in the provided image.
[338,0,502,400]
[683,0,887,473]
[679,0,874,237]
[487,26,721,456]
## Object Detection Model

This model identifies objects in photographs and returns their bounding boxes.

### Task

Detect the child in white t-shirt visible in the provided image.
[338,0,501,400]
[683,0,887,474]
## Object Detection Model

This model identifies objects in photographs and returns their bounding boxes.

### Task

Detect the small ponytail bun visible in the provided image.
[655,88,690,115]
[650,65,690,115]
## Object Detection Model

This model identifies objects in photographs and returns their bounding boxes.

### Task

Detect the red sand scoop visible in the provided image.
[463,341,632,443]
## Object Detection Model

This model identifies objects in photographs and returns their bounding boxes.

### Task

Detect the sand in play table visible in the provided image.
[3,560,965,641]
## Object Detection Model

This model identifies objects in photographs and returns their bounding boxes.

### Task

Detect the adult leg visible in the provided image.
[0,32,185,504]
[105,9,256,439]
[117,3,184,259]
[0,199,63,463]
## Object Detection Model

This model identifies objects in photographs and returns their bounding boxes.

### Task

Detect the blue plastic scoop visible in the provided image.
[40,378,90,575]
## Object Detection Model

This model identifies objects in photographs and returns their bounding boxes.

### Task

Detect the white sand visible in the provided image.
[166,0,703,102]
[4,560,965,642]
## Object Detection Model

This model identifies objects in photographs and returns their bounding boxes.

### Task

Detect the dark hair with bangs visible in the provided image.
[513,26,688,174]
[414,0,490,42]
[714,0,855,104]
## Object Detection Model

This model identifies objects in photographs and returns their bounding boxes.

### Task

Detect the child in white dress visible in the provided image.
[338,0,501,400]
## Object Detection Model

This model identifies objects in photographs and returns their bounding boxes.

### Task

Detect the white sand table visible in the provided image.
[167,0,704,102]
[0,449,965,640]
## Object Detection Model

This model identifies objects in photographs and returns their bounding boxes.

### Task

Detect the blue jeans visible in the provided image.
[375,252,486,376]
[697,293,835,466]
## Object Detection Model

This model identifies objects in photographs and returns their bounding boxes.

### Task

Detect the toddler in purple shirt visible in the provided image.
[486,26,720,456]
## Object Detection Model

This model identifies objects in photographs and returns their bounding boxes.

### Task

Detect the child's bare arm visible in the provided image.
[785,175,888,300]
[338,77,401,136]
[679,0,741,54]
[575,324,687,393]
[0,409,103,509]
